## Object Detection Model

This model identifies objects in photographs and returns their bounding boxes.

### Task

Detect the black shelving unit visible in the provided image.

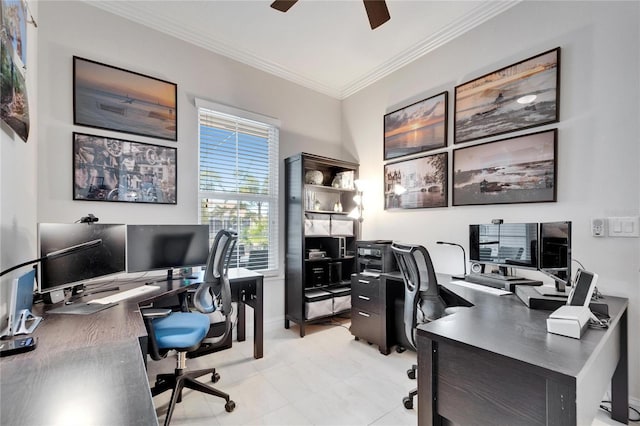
[284,153,360,337]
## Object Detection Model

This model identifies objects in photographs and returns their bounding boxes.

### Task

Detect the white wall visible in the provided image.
[35,1,346,330]
[342,1,640,404]
[0,1,38,324]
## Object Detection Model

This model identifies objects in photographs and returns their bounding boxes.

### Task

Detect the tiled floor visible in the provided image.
[147,319,627,426]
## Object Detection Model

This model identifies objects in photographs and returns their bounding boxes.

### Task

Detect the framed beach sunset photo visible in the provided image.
[452,129,557,206]
[73,57,177,141]
[454,47,560,144]
[384,91,447,161]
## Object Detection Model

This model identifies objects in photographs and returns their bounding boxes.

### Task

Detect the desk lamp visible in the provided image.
[0,239,102,278]
[436,241,467,280]
[0,239,102,356]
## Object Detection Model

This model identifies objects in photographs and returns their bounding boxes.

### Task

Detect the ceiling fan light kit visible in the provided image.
[270,0,390,30]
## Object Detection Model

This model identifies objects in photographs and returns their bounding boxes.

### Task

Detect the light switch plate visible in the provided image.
[607,216,640,237]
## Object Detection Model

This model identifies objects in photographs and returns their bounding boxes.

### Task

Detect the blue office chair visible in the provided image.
[391,242,448,410]
[142,230,237,425]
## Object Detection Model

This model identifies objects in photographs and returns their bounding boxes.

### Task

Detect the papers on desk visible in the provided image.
[449,280,512,296]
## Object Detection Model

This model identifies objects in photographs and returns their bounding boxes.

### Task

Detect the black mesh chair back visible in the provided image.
[193,229,237,343]
[391,242,446,350]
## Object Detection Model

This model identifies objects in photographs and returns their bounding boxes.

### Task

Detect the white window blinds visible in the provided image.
[197,101,279,274]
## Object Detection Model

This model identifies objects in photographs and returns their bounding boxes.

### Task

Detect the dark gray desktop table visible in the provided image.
[414,275,628,426]
[0,268,263,425]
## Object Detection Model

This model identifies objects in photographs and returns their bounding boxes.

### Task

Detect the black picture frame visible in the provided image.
[73,56,177,141]
[384,152,448,210]
[384,91,448,161]
[454,47,560,144]
[73,132,177,204]
[452,129,557,206]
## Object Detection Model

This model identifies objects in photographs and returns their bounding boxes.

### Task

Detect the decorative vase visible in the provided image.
[305,170,324,185]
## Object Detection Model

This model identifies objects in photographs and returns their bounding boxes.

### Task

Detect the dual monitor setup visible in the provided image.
[1,223,216,355]
[38,223,212,297]
[467,220,602,339]
[468,221,572,293]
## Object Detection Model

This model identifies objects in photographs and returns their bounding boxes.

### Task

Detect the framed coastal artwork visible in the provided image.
[452,129,557,206]
[0,0,30,142]
[384,91,447,161]
[384,152,448,209]
[73,132,177,204]
[73,56,177,141]
[454,47,560,144]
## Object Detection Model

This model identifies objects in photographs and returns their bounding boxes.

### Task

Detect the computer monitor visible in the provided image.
[469,222,538,279]
[38,223,126,294]
[126,224,210,281]
[539,221,572,293]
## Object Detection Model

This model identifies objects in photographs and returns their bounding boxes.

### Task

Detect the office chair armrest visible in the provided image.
[141,308,172,319]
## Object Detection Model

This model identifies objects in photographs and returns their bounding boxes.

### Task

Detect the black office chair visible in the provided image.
[142,229,237,425]
[391,242,448,410]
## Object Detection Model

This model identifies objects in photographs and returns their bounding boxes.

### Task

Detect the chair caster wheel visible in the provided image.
[403,396,413,409]
[225,400,236,412]
[212,372,221,383]
[396,346,406,353]
[354,336,360,341]
[407,369,416,380]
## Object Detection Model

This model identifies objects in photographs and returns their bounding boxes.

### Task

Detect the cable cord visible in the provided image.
[572,257,586,270]
[599,401,640,422]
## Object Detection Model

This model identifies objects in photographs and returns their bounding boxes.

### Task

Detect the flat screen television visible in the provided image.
[538,221,572,294]
[469,222,538,279]
[38,223,126,293]
[126,224,210,280]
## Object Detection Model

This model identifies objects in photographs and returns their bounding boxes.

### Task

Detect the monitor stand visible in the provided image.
[152,268,197,283]
[14,309,42,335]
[535,282,569,298]
[535,272,569,297]
[486,266,524,281]
[149,269,175,284]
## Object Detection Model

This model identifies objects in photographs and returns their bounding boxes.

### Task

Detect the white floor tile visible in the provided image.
[148,321,629,426]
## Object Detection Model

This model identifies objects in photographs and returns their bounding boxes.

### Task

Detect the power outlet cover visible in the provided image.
[591,218,606,237]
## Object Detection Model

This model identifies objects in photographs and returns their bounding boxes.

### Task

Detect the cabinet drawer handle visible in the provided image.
[358,280,370,284]
[358,311,370,318]
[358,295,370,301]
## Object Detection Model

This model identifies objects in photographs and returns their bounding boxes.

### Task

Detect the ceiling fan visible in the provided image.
[270,0,391,30]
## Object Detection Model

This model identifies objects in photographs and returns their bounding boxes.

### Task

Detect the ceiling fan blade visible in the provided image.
[270,0,298,13]
[363,0,390,30]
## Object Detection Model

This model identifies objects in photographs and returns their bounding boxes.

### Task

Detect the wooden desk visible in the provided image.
[0,268,263,425]
[415,278,629,426]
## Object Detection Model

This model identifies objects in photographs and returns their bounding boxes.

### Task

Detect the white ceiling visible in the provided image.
[87,0,519,99]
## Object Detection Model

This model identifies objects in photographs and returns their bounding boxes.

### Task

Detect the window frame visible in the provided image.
[196,98,280,276]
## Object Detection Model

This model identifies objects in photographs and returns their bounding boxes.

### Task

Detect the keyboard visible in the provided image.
[88,285,160,305]
[449,279,512,296]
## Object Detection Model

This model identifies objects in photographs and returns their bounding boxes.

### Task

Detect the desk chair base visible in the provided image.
[152,353,235,426]
[403,388,417,409]
[403,363,417,409]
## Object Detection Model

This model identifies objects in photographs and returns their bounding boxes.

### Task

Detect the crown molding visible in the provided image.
[86,1,520,100]
[338,1,521,99]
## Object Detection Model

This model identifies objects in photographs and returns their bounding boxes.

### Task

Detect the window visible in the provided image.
[197,99,279,274]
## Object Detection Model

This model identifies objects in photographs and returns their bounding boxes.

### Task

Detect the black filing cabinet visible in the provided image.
[351,274,404,355]
[350,241,400,355]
